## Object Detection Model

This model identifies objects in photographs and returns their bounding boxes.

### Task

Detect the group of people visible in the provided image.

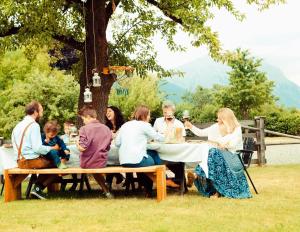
[11,100,251,200]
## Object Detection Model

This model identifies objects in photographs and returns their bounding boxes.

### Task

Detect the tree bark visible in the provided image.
[78,0,115,123]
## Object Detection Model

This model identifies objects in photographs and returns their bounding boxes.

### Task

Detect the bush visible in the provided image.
[252,104,300,136]
[0,50,79,139]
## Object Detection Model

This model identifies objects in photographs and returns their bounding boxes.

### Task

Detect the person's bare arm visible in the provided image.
[76,141,86,152]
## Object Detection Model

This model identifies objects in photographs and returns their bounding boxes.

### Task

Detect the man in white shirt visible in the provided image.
[153,101,186,137]
[11,101,58,199]
[153,101,186,190]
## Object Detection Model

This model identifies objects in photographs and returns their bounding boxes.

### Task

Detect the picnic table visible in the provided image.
[1,141,212,201]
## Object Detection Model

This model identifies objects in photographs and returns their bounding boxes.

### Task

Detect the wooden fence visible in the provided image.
[193,116,300,166]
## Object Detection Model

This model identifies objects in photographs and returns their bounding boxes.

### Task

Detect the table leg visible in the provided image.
[179,162,188,195]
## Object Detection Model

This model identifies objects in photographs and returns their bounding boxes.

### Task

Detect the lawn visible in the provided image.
[1,164,300,232]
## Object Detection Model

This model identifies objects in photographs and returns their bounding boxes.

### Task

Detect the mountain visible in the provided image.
[160,56,300,108]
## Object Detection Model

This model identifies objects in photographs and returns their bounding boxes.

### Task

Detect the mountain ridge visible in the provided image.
[160,56,300,108]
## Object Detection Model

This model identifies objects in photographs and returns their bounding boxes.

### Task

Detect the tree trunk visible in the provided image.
[78,0,115,123]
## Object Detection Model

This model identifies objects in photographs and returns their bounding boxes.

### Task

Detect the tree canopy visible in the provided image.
[0,0,285,121]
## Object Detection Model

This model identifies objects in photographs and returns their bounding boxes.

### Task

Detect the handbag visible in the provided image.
[14,122,52,169]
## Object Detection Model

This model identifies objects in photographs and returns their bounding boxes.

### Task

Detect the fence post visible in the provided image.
[255,116,266,166]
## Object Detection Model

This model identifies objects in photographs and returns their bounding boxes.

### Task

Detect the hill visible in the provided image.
[160,56,300,108]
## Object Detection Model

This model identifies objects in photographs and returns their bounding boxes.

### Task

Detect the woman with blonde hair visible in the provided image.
[184,108,251,199]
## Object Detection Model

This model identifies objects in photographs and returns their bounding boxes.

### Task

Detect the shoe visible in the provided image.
[30,185,47,200]
[166,179,180,188]
[210,192,221,199]
[103,192,114,199]
[58,163,68,169]
[187,172,196,188]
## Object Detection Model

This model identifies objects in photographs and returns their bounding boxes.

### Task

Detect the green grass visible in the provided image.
[1,165,300,232]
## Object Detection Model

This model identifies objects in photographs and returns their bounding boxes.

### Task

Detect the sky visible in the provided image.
[155,0,300,86]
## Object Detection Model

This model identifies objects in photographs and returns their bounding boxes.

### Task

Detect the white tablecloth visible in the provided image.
[0,147,18,174]
[147,142,211,177]
[0,144,120,173]
[1,143,211,176]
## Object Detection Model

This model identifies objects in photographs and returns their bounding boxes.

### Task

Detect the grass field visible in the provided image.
[1,164,300,232]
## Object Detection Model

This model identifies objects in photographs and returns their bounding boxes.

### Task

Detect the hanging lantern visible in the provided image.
[84,87,92,103]
[92,72,101,87]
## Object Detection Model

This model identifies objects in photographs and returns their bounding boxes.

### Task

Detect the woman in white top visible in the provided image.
[115,105,179,196]
[185,108,251,199]
[115,105,164,166]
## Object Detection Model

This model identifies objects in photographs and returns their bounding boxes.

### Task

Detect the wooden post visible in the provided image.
[156,166,166,202]
[255,116,266,166]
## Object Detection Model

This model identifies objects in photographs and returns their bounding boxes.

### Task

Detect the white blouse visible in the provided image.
[115,120,164,165]
[190,123,243,153]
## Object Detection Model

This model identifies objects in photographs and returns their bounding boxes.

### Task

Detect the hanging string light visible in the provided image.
[91,0,101,87]
[81,0,92,103]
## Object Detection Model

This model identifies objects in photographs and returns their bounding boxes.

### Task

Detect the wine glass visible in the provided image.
[182,110,190,122]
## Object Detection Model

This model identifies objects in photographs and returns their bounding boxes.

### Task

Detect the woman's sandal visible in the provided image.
[210,192,221,199]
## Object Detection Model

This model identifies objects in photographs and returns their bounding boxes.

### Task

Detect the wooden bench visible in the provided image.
[4,165,166,202]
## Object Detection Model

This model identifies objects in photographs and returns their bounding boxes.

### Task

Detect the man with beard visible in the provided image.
[11,101,58,199]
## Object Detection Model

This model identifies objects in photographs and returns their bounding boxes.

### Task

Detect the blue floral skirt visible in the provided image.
[194,148,252,199]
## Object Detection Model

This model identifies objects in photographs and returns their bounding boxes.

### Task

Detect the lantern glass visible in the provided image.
[84,87,92,103]
[92,72,101,87]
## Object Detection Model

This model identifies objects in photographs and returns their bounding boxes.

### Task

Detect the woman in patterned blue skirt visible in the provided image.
[184,108,252,199]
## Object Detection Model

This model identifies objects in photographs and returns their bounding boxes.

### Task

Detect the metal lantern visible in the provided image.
[84,87,92,103]
[92,72,101,87]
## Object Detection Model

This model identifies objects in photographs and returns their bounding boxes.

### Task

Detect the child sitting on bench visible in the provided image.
[42,121,70,169]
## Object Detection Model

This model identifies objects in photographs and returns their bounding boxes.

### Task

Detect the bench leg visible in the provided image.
[1,175,4,196]
[79,174,85,192]
[0,181,4,196]
[4,170,27,202]
[84,175,92,191]
[156,166,167,202]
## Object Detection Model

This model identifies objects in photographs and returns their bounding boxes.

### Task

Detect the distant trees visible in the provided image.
[177,49,300,135]
[176,86,218,123]
[178,48,277,122]
[108,76,163,121]
[215,49,276,119]
[0,49,79,138]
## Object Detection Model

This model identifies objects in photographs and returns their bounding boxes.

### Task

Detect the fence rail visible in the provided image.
[264,129,300,140]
